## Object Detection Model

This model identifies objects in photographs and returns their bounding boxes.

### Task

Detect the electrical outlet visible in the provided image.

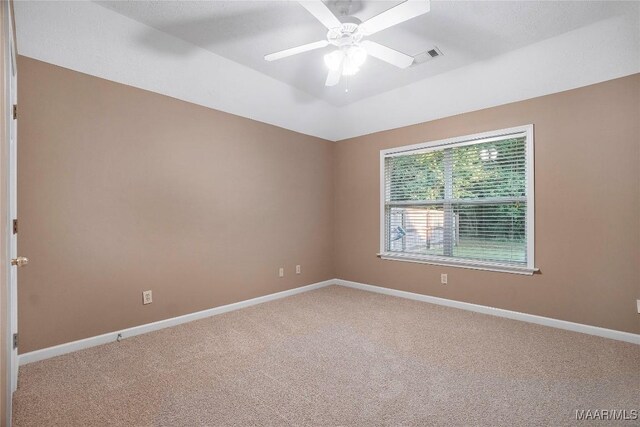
[441,274,448,285]
[296,265,301,274]
[279,267,284,278]
[142,290,152,305]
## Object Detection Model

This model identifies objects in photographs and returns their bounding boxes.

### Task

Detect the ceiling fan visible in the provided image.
[264,0,431,87]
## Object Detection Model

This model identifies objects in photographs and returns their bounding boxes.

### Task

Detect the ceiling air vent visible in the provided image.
[413,46,443,65]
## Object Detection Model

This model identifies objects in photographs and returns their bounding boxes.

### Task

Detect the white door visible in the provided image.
[7,9,20,395]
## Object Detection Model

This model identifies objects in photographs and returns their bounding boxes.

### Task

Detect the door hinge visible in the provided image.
[12,104,17,120]
[12,219,18,234]
[12,333,18,350]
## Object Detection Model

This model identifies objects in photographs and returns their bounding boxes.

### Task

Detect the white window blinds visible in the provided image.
[381,126,535,274]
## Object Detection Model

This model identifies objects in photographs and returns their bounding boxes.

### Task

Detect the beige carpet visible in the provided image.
[13,285,639,426]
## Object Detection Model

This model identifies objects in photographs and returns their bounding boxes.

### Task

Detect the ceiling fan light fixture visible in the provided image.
[339,46,367,76]
[347,45,367,68]
[324,50,345,71]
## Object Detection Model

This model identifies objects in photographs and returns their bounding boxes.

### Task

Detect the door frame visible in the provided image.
[7,0,17,396]
[2,0,17,425]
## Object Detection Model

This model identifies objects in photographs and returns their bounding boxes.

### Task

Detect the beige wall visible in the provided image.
[17,56,335,353]
[16,55,640,357]
[335,73,640,334]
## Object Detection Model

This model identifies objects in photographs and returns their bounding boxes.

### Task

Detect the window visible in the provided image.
[380,125,536,275]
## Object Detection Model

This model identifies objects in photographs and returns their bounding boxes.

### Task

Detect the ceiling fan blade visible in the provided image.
[299,1,342,30]
[325,64,343,87]
[264,40,329,61]
[361,40,414,68]
[359,0,430,35]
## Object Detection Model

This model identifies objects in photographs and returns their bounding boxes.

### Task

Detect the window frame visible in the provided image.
[379,124,537,275]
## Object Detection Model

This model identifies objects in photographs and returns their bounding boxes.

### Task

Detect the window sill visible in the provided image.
[377,253,539,275]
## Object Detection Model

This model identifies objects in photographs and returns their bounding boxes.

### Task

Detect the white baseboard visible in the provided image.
[19,279,335,365]
[20,277,638,365]
[336,279,640,345]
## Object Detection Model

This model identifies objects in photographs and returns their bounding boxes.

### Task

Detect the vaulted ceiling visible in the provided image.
[95,0,636,106]
[14,1,640,140]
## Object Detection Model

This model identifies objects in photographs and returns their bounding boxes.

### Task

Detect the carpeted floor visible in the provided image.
[12,285,640,426]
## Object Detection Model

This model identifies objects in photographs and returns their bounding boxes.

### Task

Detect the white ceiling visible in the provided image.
[95,0,633,107]
[13,1,640,141]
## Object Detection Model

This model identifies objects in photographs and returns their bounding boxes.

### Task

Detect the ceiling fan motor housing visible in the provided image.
[327,23,363,48]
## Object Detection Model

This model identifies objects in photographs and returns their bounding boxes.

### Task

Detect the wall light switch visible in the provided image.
[637,299,640,314]
[296,265,301,274]
[279,267,284,278]
[143,290,152,305]
[441,274,448,285]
